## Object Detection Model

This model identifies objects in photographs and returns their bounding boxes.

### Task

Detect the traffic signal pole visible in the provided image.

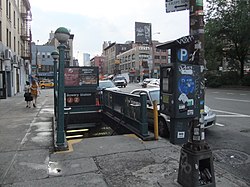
[177,1,216,186]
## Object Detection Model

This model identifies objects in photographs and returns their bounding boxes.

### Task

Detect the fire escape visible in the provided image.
[20,0,32,61]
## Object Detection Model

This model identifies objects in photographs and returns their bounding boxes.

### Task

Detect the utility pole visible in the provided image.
[177,0,216,186]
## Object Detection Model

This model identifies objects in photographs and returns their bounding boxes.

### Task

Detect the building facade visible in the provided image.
[31,42,56,81]
[102,41,133,75]
[30,30,75,81]
[90,55,104,78]
[83,53,90,66]
[0,0,32,99]
[116,41,169,82]
[151,40,170,78]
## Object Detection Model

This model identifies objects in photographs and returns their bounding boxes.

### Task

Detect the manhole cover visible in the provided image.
[213,149,250,165]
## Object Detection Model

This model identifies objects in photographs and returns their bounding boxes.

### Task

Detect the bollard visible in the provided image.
[153,100,159,140]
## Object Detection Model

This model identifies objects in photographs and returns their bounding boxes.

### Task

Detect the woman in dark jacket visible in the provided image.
[24,81,33,108]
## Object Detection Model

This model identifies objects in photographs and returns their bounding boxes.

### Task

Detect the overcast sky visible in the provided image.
[31,0,195,64]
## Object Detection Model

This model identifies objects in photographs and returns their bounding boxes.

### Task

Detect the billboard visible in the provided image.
[64,67,98,87]
[135,22,152,44]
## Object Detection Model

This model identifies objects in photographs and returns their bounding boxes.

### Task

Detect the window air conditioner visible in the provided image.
[4,49,11,60]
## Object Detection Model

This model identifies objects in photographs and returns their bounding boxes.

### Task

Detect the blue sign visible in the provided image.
[178,75,195,95]
[177,48,188,62]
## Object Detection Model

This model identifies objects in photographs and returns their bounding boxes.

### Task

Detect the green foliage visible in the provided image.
[220,71,240,85]
[205,70,241,88]
[205,0,250,80]
[204,21,224,71]
[205,72,222,88]
[241,74,250,86]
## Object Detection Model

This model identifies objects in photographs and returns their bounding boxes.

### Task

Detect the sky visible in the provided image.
[31,0,193,64]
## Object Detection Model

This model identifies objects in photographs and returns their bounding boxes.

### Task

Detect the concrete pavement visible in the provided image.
[0,89,249,187]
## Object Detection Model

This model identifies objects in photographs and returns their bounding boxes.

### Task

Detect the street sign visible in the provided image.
[165,0,189,13]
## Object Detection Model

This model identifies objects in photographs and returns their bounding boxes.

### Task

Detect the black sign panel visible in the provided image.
[135,22,152,44]
[66,92,96,107]
[64,67,98,87]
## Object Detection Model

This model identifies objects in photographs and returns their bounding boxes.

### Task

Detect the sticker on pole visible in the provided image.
[177,131,185,139]
[178,75,195,95]
[165,0,189,13]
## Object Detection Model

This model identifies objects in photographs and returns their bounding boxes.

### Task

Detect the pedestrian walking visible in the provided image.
[30,79,39,107]
[24,81,33,108]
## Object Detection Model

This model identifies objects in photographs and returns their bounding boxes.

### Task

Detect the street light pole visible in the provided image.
[51,50,59,121]
[54,27,70,151]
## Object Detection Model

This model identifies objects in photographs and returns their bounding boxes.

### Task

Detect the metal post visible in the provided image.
[140,93,148,136]
[189,0,206,147]
[177,1,215,186]
[56,44,67,150]
[53,59,57,120]
[153,100,159,140]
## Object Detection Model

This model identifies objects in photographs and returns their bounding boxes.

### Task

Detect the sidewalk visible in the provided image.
[0,89,249,187]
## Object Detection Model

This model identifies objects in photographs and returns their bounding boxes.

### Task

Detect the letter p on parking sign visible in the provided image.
[177,48,188,62]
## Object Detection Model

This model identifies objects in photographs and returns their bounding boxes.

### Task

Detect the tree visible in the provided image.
[205,0,250,80]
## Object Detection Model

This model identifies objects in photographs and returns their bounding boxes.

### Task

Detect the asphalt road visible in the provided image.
[123,84,250,184]
[205,88,250,184]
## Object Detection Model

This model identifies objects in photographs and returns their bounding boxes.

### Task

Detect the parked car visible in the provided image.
[98,80,121,91]
[147,79,160,88]
[141,78,158,88]
[39,80,54,89]
[130,87,216,138]
[112,76,127,88]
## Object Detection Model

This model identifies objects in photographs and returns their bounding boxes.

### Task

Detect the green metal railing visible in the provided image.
[102,90,150,139]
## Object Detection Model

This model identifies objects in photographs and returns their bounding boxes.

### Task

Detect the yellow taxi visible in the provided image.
[39,80,54,89]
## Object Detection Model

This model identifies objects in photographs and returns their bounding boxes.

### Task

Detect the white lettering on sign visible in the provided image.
[187,110,194,115]
[81,68,94,74]
[67,93,79,97]
[177,131,185,139]
[181,49,187,61]
[179,64,193,75]
[139,46,150,51]
[80,93,92,96]
[176,35,194,45]
[177,48,188,62]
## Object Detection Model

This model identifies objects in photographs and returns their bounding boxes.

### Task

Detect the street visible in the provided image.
[123,83,250,184]
[205,88,250,183]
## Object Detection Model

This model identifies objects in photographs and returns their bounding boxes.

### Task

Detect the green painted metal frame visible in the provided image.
[56,44,67,149]
[102,90,151,139]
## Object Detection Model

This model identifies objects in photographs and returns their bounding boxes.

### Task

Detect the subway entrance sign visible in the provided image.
[64,67,99,107]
